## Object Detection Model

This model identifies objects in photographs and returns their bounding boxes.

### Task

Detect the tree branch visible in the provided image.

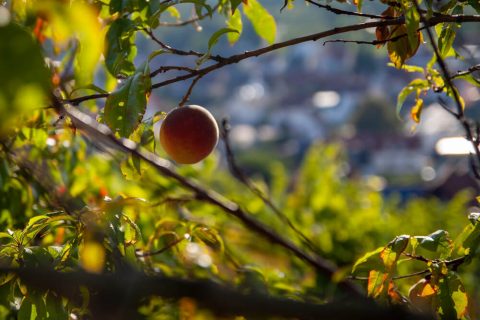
[412,1,480,177]
[158,3,221,27]
[150,65,195,78]
[178,74,204,106]
[450,63,480,81]
[305,0,395,20]
[65,14,480,106]
[143,28,226,62]
[3,267,431,320]
[221,119,323,255]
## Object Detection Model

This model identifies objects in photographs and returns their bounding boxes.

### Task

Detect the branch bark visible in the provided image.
[4,267,432,320]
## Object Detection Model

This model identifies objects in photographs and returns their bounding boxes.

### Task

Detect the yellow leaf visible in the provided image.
[34,1,103,85]
[367,270,387,298]
[80,241,105,273]
[411,98,424,123]
[387,25,422,68]
[420,282,436,296]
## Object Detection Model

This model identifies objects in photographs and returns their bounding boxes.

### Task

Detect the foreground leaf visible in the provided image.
[104,67,151,137]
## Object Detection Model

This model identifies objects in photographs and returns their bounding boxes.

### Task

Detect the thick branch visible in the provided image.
[5,268,431,320]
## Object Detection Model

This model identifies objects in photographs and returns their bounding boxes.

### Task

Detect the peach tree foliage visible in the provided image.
[0,0,480,319]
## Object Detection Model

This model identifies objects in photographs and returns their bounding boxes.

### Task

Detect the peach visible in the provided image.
[159,105,219,164]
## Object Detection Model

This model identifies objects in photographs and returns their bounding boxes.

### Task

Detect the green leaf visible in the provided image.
[208,28,239,51]
[122,214,142,245]
[230,0,243,13]
[104,67,150,137]
[105,18,137,76]
[455,73,480,86]
[436,272,469,320]
[416,230,453,258]
[396,78,429,117]
[352,247,384,275]
[180,0,213,17]
[243,0,276,44]
[18,297,35,320]
[468,0,480,13]
[166,6,181,19]
[45,291,68,319]
[462,219,480,255]
[226,9,243,45]
[148,49,167,62]
[71,84,109,96]
[438,24,457,58]
[193,226,224,252]
[381,235,409,270]
[387,63,424,73]
[0,23,51,133]
[404,4,420,49]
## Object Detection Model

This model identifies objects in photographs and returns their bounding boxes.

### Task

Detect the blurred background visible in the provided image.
[126,1,480,203]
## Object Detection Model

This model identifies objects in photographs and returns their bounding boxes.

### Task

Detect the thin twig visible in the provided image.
[450,63,480,82]
[305,0,395,20]
[437,98,459,118]
[150,66,196,78]
[349,255,468,281]
[323,25,428,46]
[221,119,324,255]
[158,3,220,27]
[402,252,430,263]
[136,236,185,257]
[143,28,226,62]
[178,74,204,107]
[412,0,480,176]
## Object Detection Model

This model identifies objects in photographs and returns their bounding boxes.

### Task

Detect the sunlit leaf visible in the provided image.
[405,4,420,49]
[243,0,276,44]
[80,240,106,273]
[438,23,457,58]
[381,235,409,270]
[409,279,435,314]
[411,98,423,123]
[352,247,384,275]
[193,226,224,252]
[226,9,242,45]
[415,230,453,258]
[387,25,422,68]
[437,272,469,320]
[208,28,239,51]
[104,66,151,137]
[18,297,36,320]
[367,270,387,298]
[396,78,429,117]
[230,0,243,13]
[0,23,50,133]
